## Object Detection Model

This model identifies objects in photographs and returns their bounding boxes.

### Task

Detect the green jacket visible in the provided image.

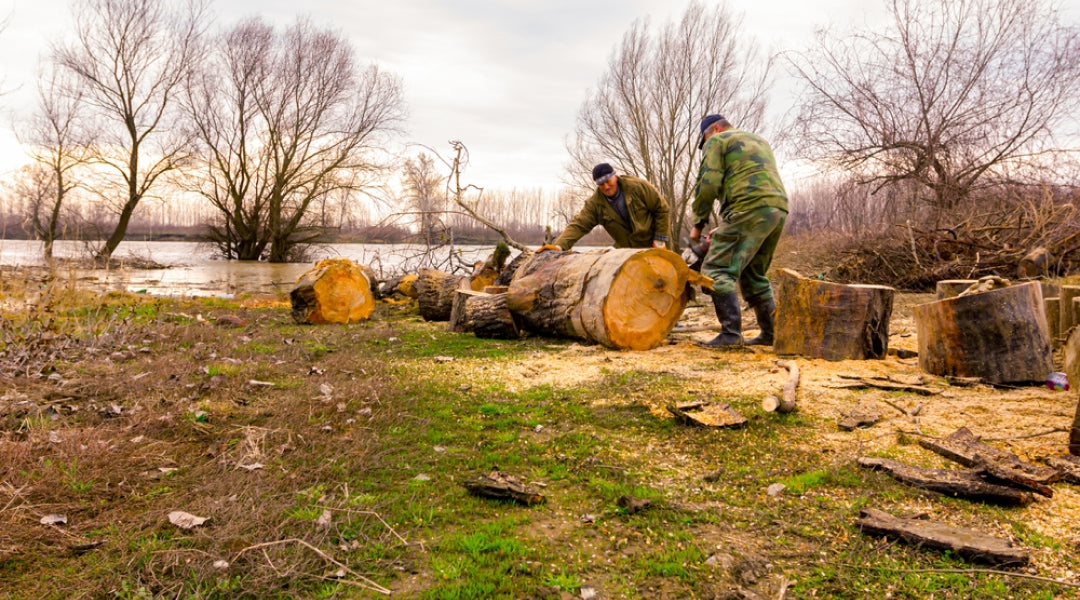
[555,176,671,250]
[692,129,788,227]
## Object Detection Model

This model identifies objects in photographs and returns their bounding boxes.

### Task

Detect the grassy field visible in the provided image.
[1,266,1078,599]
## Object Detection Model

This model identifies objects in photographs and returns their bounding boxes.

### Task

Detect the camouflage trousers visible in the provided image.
[702,206,787,303]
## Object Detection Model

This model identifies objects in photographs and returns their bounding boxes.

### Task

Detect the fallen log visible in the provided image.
[449,290,521,339]
[380,273,419,299]
[506,248,711,350]
[469,243,511,291]
[763,360,799,413]
[913,281,1053,385]
[773,268,895,360]
[918,427,1060,488]
[667,401,747,428]
[416,268,466,321]
[856,457,1036,506]
[463,470,545,505]
[290,258,376,324]
[856,508,1030,566]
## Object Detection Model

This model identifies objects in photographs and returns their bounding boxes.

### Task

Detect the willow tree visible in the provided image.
[54,0,208,266]
[786,0,1080,217]
[568,0,773,251]
[186,17,404,262]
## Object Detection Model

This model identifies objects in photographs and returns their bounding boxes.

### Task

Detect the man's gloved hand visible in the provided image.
[535,244,562,254]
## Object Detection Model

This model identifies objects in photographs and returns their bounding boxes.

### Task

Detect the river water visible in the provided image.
[0,239,525,298]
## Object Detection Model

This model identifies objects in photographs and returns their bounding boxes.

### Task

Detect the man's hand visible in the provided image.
[652,239,666,250]
[689,225,703,243]
[535,244,562,254]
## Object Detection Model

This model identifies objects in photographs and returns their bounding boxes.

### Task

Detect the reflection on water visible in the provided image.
[0,239,520,298]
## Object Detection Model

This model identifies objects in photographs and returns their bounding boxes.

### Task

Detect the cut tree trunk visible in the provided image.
[416,268,466,321]
[449,289,520,339]
[1046,297,1061,346]
[857,457,1035,506]
[290,258,376,324]
[856,508,1029,566]
[506,248,710,350]
[773,268,895,361]
[1061,286,1080,338]
[1066,327,1080,455]
[935,279,977,300]
[913,281,1052,385]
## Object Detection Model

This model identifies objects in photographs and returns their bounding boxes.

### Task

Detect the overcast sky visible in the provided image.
[0,0,889,193]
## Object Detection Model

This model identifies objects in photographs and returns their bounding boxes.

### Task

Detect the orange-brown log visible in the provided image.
[505,248,704,350]
[416,268,467,321]
[773,268,895,361]
[913,281,1052,384]
[935,280,977,300]
[290,258,375,324]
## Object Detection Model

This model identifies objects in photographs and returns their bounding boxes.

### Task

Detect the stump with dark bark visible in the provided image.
[290,258,376,324]
[1066,327,1080,455]
[913,281,1052,385]
[416,268,466,321]
[449,289,520,339]
[856,508,1029,566]
[1061,286,1080,337]
[773,268,895,361]
[506,248,711,350]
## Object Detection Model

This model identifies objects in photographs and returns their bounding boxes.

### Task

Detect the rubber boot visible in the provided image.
[698,291,743,347]
[745,297,776,346]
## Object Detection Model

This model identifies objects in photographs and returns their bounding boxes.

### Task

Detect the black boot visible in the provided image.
[699,292,743,347]
[745,297,776,346]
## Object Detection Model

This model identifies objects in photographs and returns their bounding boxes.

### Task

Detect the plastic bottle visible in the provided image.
[1046,372,1070,391]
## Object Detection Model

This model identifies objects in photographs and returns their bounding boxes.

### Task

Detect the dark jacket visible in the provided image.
[555,176,671,250]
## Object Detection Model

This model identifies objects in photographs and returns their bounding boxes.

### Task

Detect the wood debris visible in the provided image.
[762,360,798,413]
[667,401,747,428]
[830,374,940,396]
[856,508,1030,567]
[918,427,1060,488]
[856,457,1035,506]
[463,470,545,505]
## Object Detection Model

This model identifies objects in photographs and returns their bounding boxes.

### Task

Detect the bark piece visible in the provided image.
[506,248,697,350]
[935,279,977,300]
[416,268,467,321]
[856,508,1029,566]
[1042,454,1080,484]
[774,268,895,360]
[667,401,747,428]
[839,409,881,431]
[763,360,799,413]
[857,457,1035,506]
[290,258,376,324]
[918,427,1060,488]
[913,281,1053,384]
[463,470,545,505]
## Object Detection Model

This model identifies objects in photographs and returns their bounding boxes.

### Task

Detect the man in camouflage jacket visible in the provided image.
[690,115,788,348]
[553,163,671,251]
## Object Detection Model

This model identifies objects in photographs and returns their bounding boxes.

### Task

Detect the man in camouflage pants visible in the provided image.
[690,115,788,347]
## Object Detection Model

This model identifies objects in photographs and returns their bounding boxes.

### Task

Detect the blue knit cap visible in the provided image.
[697,114,727,149]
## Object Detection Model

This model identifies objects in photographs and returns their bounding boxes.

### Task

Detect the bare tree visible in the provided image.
[568,0,773,251]
[15,66,91,259]
[53,0,207,265]
[401,152,447,245]
[786,0,1080,219]
[186,17,404,262]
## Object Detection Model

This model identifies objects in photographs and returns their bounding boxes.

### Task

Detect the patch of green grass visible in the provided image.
[205,363,241,377]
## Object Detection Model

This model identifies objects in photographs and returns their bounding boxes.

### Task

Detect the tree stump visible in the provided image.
[913,281,1052,385]
[773,268,895,361]
[1045,297,1061,345]
[416,268,466,321]
[506,248,708,350]
[290,258,376,324]
[1061,286,1080,337]
[935,279,977,300]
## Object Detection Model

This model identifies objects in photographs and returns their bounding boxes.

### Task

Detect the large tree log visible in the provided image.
[506,248,708,350]
[1061,286,1080,337]
[856,508,1030,566]
[468,243,512,291]
[857,457,1035,506]
[773,268,895,360]
[290,258,376,324]
[1066,327,1080,455]
[416,268,466,321]
[449,289,521,339]
[917,427,1060,490]
[913,281,1052,384]
[1045,297,1061,346]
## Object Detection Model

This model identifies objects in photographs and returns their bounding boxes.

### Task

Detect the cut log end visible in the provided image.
[602,249,689,350]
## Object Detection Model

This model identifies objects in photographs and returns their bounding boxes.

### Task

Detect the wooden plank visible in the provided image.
[856,508,1029,566]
